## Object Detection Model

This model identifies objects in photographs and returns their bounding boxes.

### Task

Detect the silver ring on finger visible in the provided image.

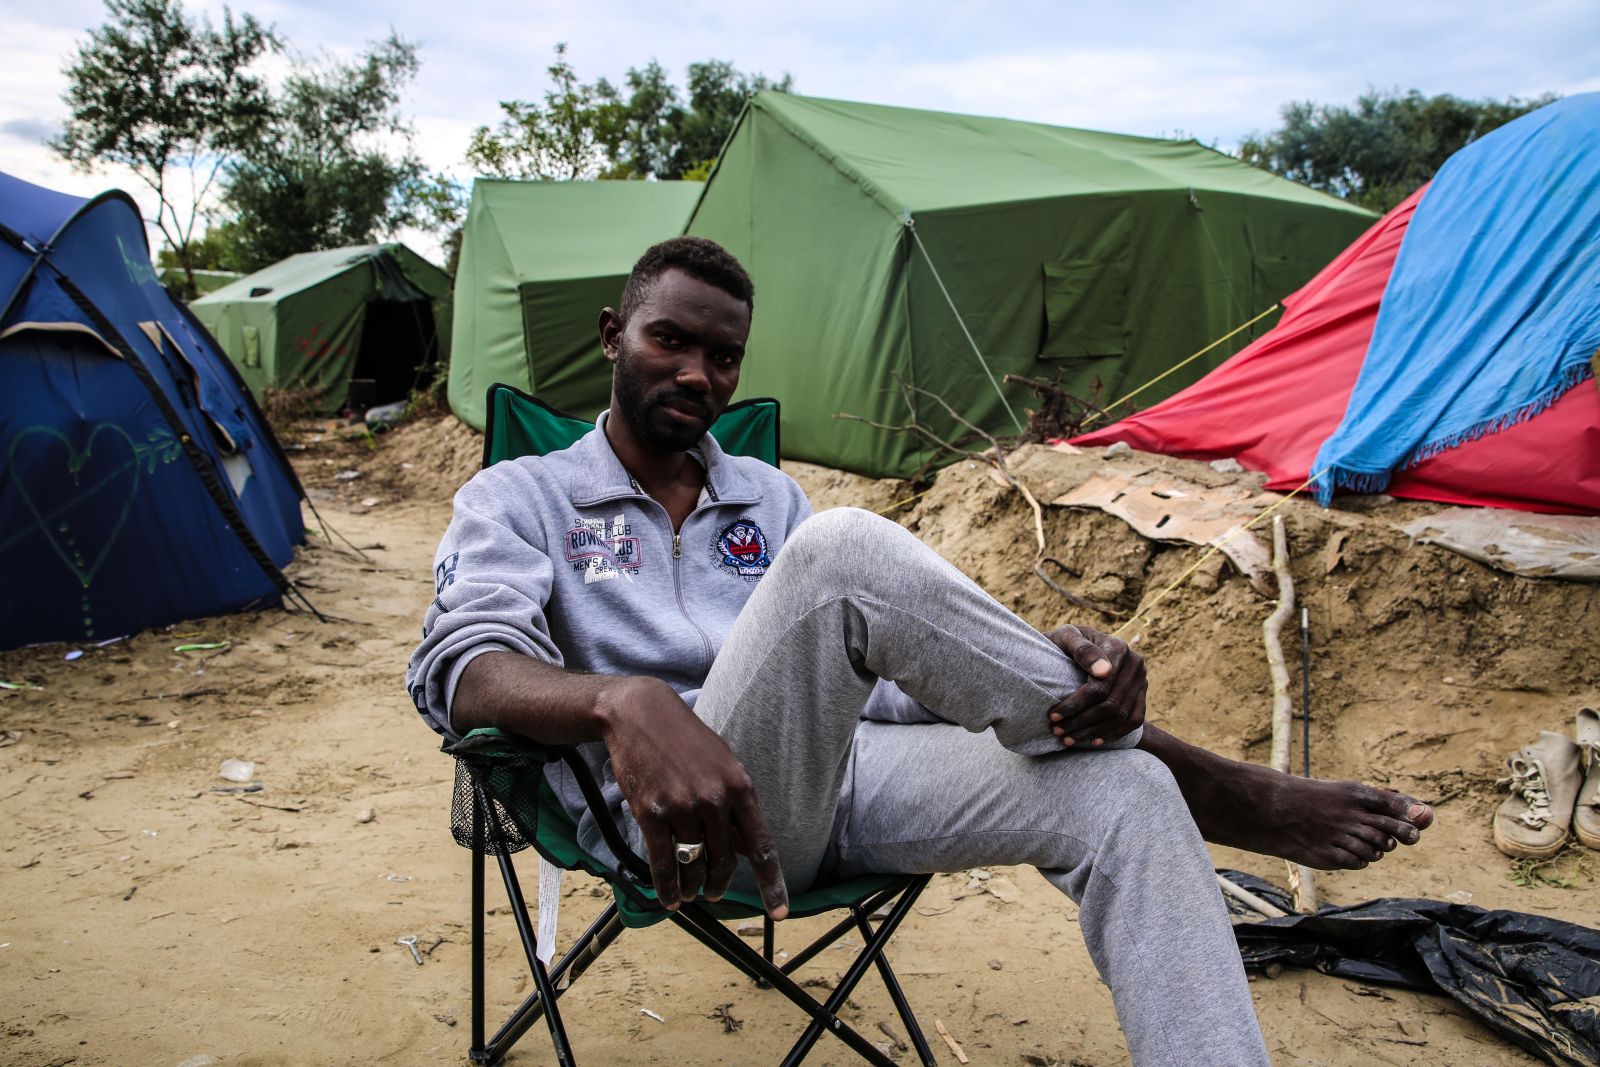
[674,841,704,865]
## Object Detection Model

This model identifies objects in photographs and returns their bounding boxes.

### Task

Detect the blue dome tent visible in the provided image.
[0,171,308,649]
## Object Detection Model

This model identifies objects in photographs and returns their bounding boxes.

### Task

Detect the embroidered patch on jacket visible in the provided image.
[564,513,641,584]
[435,551,459,594]
[713,518,771,579]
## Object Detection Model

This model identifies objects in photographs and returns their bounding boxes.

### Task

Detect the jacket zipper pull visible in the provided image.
[673,533,682,559]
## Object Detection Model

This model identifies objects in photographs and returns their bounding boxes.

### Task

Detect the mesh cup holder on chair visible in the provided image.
[451,758,535,856]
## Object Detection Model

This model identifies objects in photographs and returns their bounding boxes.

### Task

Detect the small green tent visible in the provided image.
[159,267,243,297]
[448,179,703,430]
[192,243,451,415]
[687,93,1376,478]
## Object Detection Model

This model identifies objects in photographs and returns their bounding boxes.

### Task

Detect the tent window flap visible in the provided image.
[1041,257,1128,360]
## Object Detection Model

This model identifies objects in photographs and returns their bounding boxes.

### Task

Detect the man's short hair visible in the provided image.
[619,236,754,320]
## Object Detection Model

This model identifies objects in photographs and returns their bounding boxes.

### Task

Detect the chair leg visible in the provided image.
[757,915,774,989]
[779,909,861,975]
[470,785,578,1067]
[853,881,938,1066]
[490,904,624,1055]
[470,792,488,1064]
[780,877,933,1067]
[672,904,900,1067]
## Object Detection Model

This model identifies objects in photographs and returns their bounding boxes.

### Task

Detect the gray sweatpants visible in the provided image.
[691,507,1269,1067]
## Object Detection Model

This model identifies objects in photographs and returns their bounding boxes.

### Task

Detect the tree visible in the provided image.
[466,45,791,181]
[465,44,608,181]
[665,60,791,177]
[220,34,451,270]
[1238,89,1558,213]
[53,0,276,293]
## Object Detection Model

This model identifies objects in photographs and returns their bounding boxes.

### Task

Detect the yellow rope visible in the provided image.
[1111,469,1324,639]
[877,487,932,515]
[1080,303,1281,430]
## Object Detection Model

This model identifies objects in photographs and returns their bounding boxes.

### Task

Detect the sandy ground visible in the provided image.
[3,415,1597,1067]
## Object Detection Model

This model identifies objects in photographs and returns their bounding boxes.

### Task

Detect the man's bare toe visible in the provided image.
[1326,847,1370,870]
[1384,791,1435,831]
[1348,824,1395,855]
[1365,814,1422,845]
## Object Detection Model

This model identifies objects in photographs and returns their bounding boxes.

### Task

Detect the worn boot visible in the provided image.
[1575,709,1600,851]
[1493,731,1582,860]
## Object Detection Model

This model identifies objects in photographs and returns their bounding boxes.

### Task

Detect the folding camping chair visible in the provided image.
[445,384,938,1066]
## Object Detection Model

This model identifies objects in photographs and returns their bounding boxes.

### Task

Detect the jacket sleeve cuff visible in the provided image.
[442,641,516,738]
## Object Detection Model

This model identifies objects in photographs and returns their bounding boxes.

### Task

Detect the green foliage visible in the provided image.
[220,34,456,270]
[156,222,245,272]
[1238,89,1559,213]
[669,60,791,178]
[466,44,791,182]
[53,0,277,291]
[465,44,608,181]
[1507,846,1594,890]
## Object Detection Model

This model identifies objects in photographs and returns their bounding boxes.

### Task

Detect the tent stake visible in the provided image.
[1300,607,1311,778]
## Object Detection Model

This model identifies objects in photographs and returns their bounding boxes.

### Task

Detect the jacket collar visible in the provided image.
[567,411,761,506]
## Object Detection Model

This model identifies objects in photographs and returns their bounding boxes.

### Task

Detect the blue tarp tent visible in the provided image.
[0,172,307,649]
[1311,93,1600,503]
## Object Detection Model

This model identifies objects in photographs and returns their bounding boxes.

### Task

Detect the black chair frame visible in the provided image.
[461,747,940,1067]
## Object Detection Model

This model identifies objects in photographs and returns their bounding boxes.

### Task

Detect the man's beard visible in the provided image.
[613,341,713,452]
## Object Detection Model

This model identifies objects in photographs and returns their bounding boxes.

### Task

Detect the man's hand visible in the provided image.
[1044,624,1147,748]
[597,676,789,919]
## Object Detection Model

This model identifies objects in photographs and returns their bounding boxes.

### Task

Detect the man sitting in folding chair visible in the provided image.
[408,237,1434,1066]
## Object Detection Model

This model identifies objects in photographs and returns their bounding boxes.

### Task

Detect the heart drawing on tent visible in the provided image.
[5,423,147,589]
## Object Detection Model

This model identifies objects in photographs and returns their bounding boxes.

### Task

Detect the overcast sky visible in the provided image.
[5,0,1597,260]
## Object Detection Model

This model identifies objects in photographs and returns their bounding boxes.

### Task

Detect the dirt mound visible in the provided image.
[894,445,1600,787]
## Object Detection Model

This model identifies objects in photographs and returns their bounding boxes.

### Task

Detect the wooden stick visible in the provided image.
[1264,516,1318,914]
[933,1019,971,1064]
[1216,873,1288,919]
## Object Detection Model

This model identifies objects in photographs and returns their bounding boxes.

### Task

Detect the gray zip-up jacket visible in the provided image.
[406,413,812,863]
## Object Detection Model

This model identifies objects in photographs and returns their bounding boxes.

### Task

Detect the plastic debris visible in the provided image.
[639,1008,665,1023]
[64,649,84,661]
[1223,868,1600,1066]
[0,680,42,691]
[218,759,255,783]
[365,400,407,431]
[175,642,230,652]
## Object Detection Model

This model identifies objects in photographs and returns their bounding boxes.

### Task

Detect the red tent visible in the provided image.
[1074,186,1600,515]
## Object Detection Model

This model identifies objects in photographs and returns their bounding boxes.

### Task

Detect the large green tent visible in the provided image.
[687,93,1376,478]
[193,243,451,415]
[448,179,703,430]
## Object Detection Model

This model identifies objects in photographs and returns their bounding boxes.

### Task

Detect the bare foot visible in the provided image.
[1139,725,1434,870]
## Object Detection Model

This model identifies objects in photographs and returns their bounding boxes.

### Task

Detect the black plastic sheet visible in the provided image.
[1219,869,1600,1065]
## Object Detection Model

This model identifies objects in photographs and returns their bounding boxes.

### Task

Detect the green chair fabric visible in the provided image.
[481,383,780,468]
[452,727,922,930]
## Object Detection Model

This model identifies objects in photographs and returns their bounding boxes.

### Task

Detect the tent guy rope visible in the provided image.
[1080,303,1281,431]
[904,213,1025,432]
